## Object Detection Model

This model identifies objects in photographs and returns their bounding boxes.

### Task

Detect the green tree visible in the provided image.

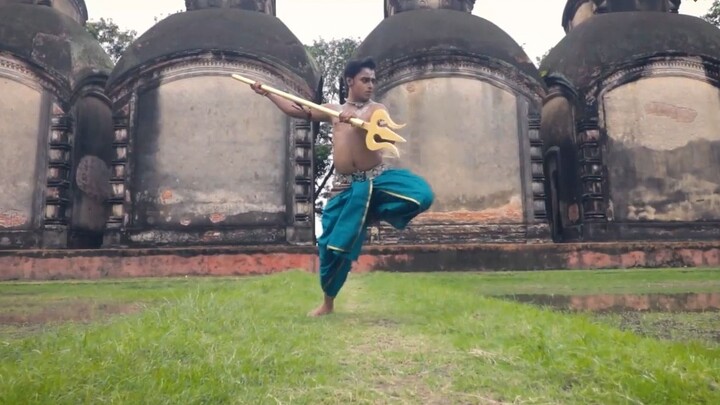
[153,11,184,23]
[536,47,552,67]
[703,0,720,27]
[304,37,361,208]
[85,18,137,63]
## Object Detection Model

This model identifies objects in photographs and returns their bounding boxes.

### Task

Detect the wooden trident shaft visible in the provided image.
[230,74,407,157]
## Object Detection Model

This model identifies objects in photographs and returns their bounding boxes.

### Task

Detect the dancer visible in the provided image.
[250,57,434,316]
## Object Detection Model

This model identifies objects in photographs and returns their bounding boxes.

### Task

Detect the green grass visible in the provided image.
[0,269,719,404]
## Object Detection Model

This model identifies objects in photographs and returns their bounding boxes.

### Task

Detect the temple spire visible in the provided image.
[384,0,475,18]
[0,0,89,24]
[185,0,275,15]
[562,0,684,32]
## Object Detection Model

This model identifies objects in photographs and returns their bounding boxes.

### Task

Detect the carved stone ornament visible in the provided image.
[594,0,682,13]
[563,0,682,32]
[185,0,275,14]
[385,0,475,17]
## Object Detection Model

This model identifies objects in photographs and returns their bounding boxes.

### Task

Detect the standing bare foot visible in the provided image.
[308,295,334,317]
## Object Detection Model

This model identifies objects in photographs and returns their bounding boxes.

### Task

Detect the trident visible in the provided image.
[230,74,407,157]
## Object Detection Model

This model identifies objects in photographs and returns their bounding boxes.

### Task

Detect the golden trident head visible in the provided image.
[348,109,407,157]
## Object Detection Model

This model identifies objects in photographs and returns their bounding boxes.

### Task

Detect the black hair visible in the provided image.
[343,57,376,81]
[340,57,376,101]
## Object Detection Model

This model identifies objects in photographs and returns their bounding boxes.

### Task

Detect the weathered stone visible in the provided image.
[0,2,114,249]
[540,3,720,242]
[354,6,549,245]
[562,0,683,32]
[103,3,320,248]
[0,0,87,24]
[185,0,275,14]
[385,0,475,16]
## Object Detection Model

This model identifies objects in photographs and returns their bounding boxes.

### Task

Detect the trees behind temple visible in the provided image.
[305,38,361,208]
[85,18,137,63]
[86,12,185,62]
[704,0,720,27]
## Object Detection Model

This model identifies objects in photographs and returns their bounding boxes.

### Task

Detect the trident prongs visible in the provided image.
[349,109,407,156]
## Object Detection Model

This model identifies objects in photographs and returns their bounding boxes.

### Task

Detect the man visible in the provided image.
[251,57,434,316]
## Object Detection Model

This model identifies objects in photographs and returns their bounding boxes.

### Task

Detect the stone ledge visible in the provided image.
[1,241,719,281]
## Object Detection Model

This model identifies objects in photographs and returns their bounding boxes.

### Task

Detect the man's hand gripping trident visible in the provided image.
[230,74,407,157]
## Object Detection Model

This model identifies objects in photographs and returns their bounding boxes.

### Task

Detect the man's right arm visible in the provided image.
[251,82,335,122]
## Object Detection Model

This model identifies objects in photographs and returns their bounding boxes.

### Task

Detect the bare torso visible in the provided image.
[327,101,385,174]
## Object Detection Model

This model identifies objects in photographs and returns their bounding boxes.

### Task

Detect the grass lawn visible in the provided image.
[0,268,719,404]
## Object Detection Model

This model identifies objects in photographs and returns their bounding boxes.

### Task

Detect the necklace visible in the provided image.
[346,99,371,109]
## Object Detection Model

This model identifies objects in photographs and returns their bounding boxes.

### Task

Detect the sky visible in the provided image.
[86,0,715,64]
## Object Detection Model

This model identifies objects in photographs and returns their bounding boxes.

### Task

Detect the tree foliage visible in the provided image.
[304,38,361,206]
[85,18,137,63]
[535,47,552,67]
[703,0,720,27]
[306,37,361,103]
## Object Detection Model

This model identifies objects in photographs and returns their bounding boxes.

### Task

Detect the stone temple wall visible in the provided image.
[2,0,720,279]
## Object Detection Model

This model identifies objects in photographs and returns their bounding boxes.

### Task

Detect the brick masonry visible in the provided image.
[1,242,719,281]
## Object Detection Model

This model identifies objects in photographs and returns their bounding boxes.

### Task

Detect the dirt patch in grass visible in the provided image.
[340,286,507,405]
[370,371,513,405]
[599,311,720,344]
[500,292,720,345]
[372,375,507,405]
[0,301,143,326]
[351,327,467,405]
[501,292,720,313]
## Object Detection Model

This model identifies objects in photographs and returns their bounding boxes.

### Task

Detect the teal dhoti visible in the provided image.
[317,163,434,297]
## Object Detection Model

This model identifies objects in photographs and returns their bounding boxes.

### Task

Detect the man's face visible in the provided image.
[348,68,376,101]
